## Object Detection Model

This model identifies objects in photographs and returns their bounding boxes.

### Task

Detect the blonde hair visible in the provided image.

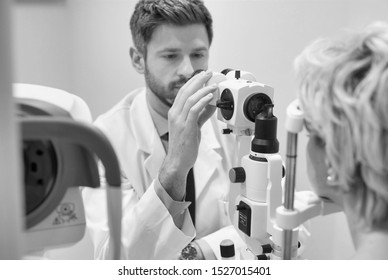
[295,22,388,230]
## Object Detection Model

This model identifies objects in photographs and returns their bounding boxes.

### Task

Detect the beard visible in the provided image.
[144,65,189,107]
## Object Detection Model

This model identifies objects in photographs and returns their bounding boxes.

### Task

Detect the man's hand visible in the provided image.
[159,70,217,201]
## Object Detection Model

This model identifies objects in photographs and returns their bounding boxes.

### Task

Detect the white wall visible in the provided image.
[0,0,25,260]
[11,0,388,259]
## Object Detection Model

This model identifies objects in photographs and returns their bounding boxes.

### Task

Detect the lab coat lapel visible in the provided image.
[143,134,166,181]
[194,117,222,199]
[131,92,166,182]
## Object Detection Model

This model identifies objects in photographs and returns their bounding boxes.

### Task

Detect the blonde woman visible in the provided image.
[295,22,388,259]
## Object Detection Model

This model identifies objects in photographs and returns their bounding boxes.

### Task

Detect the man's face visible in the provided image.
[144,24,210,107]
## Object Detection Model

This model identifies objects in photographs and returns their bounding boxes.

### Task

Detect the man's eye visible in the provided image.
[192,53,205,59]
[163,54,178,60]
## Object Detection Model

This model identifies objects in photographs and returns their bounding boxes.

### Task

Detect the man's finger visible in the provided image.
[173,70,213,112]
[198,104,216,128]
[185,93,214,126]
[181,84,217,119]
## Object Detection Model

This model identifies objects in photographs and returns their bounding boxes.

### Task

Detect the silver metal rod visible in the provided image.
[282,132,298,260]
[283,230,293,260]
[284,132,298,209]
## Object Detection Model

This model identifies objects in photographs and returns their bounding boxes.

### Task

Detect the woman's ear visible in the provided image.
[130,47,145,74]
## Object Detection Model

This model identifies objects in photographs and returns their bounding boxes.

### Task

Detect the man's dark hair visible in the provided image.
[130,0,213,56]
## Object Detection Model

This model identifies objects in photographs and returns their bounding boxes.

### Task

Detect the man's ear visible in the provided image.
[130,47,145,74]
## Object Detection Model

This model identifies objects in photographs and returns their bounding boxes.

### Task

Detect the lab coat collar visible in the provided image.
[146,89,169,138]
[131,90,166,180]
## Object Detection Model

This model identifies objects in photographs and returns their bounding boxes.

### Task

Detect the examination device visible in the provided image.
[209,69,284,259]
[212,71,341,260]
[14,84,122,259]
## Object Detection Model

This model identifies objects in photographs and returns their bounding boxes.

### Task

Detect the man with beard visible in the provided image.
[83,0,243,259]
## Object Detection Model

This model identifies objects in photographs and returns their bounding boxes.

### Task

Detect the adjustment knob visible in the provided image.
[216,100,234,110]
[222,128,233,134]
[229,167,246,183]
[220,239,235,260]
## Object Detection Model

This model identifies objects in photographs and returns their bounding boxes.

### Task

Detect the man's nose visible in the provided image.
[177,56,194,78]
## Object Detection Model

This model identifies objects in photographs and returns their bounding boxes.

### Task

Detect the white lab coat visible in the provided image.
[82,88,245,259]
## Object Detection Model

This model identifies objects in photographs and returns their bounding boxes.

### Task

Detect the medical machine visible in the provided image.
[210,70,340,260]
[13,84,122,259]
